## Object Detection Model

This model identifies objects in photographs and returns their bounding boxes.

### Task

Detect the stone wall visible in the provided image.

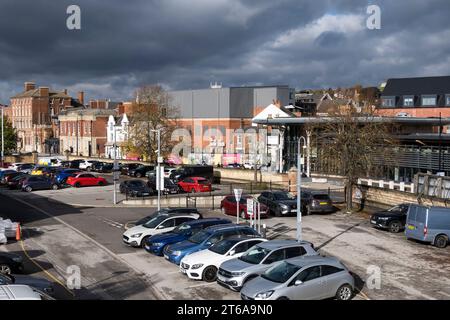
[4,152,38,164]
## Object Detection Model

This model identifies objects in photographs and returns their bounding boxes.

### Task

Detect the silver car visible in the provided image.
[217,240,317,291]
[240,256,355,300]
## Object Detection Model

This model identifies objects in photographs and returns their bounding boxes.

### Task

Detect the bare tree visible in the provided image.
[309,107,396,212]
[125,85,180,162]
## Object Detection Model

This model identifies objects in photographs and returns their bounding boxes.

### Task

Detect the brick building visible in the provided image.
[10,82,84,153]
[58,108,117,157]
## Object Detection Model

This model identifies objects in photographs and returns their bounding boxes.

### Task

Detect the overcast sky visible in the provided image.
[1,0,450,104]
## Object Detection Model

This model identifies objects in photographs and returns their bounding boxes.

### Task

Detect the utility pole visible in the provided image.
[1,105,4,168]
[297,136,306,242]
[113,125,117,205]
[150,128,162,211]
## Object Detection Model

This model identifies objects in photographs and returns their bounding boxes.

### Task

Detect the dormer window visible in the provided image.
[403,96,414,107]
[422,95,437,106]
[381,96,395,107]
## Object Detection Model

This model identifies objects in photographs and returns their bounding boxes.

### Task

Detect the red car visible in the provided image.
[66,173,107,188]
[177,177,212,193]
[220,195,269,220]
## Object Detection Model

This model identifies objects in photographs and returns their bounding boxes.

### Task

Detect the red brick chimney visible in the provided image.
[78,91,84,105]
[24,82,35,92]
[39,87,49,97]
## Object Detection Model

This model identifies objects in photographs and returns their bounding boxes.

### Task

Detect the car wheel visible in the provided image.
[25,186,32,192]
[191,188,196,193]
[240,210,247,220]
[74,182,81,188]
[277,297,289,300]
[0,264,12,275]
[140,236,150,248]
[335,284,353,301]
[202,266,218,282]
[52,184,59,190]
[388,221,402,233]
[434,235,448,249]
[136,173,142,178]
[98,181,104,186]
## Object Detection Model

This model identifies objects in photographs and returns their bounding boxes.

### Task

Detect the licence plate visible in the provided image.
[142,193,149,196]
[320,202,328,205]
[407,225,416,230]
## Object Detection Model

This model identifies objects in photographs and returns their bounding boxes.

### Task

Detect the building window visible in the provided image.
[381,96,395,107]
[422,95,437,106]
[446,94,450,106]
[403,96,414,107]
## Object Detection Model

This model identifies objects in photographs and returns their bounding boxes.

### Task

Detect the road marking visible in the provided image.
[186,282,219,289]
[3,193,167,300]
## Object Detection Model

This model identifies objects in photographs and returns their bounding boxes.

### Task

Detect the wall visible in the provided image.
[4,152,38,164]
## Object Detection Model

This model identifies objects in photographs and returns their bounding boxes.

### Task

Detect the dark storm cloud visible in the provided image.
[1,0,450,104]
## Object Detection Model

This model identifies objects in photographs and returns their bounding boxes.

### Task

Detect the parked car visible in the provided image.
[164,167,178,178]
[120,163,141,175]
[0,170,17,181]
[0,274,54,295]
[163,224,260,265]
[405,205,450,248]
[95,162,114,173]
[128,165,154,178]
[240,256,355,300]
[178,177,212,193]
[0,285,54,300]
[370,204,410,233]
[123,213,201,247]
[31,166,52,176]
[147,176,180,195]
[22,176,59,192]
[119,179,153,197]
[217,240,317,291]
[68,159,84,169]
[225,163,242,169]
[7,174,30,190]
[144,218,231,256]
[180,236,267,282]
[66,173,107,188]
[169,165,214,183]
[129,208,202,229]
[17,163,35,174]
[60,161,71,168]
[55,169,82,185]
[1,171,23,185]
[0,252,24,274]
[79,160,99,171]
[221,195,269,220]
[7,163,24,171]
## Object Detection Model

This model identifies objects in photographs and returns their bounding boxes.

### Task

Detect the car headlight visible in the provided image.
[280,204,288,209]
[192,264,204,270]
[378,217,389,220]
[130,233,143,238]
[173,251,182,256]
[152,243,164,247]
[255,290,274,300]
[12,256,23,262]
[231,271,245,277]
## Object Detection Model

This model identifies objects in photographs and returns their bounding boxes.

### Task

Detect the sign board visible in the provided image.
[267,135,279,145]
[247,198,254,217]
[157,156,164,164]
[113,171,120,182]
[234,188,243,202]
[156,166,165,191]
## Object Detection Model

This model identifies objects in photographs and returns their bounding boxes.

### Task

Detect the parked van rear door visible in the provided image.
[405,205,428,241]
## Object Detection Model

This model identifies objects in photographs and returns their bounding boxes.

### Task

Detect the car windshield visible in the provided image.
[188,230,211,244]
[173,223,192,234]
[274,193,295,200]
[239,246,271,264]
[198,180,209,185]
[209,239,238,255]
[312,194,330,200]
[261,261,301,284]
[142,215,167,229]
[129,181,144,187]
[388,205,405,213]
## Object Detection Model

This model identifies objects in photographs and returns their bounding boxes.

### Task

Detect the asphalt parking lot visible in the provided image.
[1,179,450,300]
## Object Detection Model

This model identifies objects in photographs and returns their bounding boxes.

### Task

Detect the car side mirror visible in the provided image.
[229,250,236,256]
[157,225,166,229]
[294,280,303,286]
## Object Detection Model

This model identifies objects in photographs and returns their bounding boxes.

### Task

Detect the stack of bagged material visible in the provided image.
[0,218,19,244]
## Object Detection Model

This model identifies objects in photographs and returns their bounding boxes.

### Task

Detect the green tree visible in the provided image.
[1,117,17,153]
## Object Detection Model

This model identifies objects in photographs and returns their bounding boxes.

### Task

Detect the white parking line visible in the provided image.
[185,282,219,289]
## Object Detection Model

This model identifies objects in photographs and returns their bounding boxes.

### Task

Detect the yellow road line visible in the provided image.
[19,237,75,297]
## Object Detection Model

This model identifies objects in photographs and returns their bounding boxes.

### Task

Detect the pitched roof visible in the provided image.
[382,76,450,96]
[11,89,71,99]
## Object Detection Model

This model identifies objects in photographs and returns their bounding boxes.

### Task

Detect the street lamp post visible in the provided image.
[151,129,162,211]
[297,136,307,242]
[113,125,117,205]
[1,105,4,168]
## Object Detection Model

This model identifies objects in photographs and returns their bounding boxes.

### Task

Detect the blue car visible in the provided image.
[164,224,260,265]
[144,218,231,255]
[55,169,81,184]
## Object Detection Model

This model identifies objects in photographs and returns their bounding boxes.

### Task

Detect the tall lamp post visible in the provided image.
[150,128,162,211]
[296,136,307,242]
[1,105,4,168]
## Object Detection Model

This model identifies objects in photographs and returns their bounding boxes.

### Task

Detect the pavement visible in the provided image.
[0,178,449,300]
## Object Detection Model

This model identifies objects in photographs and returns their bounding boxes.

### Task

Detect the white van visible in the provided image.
[0,285,52,300]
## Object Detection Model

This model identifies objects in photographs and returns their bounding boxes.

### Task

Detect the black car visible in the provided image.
[98,163,114,173]
[128,165,154,178]
[121,163,141,175]
[370,204,410,233]
[147,176,180,194]
[120,179,153,197]
[22,176,59,192]
[132,208,202,227]
[0,252,24,274]
[257,191,299,216]
[169,165,214,182]
[68,159,84,169]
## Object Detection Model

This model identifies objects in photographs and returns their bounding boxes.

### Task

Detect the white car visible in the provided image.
[0,285,54,300]
[180,236,267,282]
[164,168,177,178]
[122,213,201,247]
[7,163,24,171]
[79,160,98,170]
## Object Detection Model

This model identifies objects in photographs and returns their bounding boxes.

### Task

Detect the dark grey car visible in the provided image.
[240,256,355,300]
